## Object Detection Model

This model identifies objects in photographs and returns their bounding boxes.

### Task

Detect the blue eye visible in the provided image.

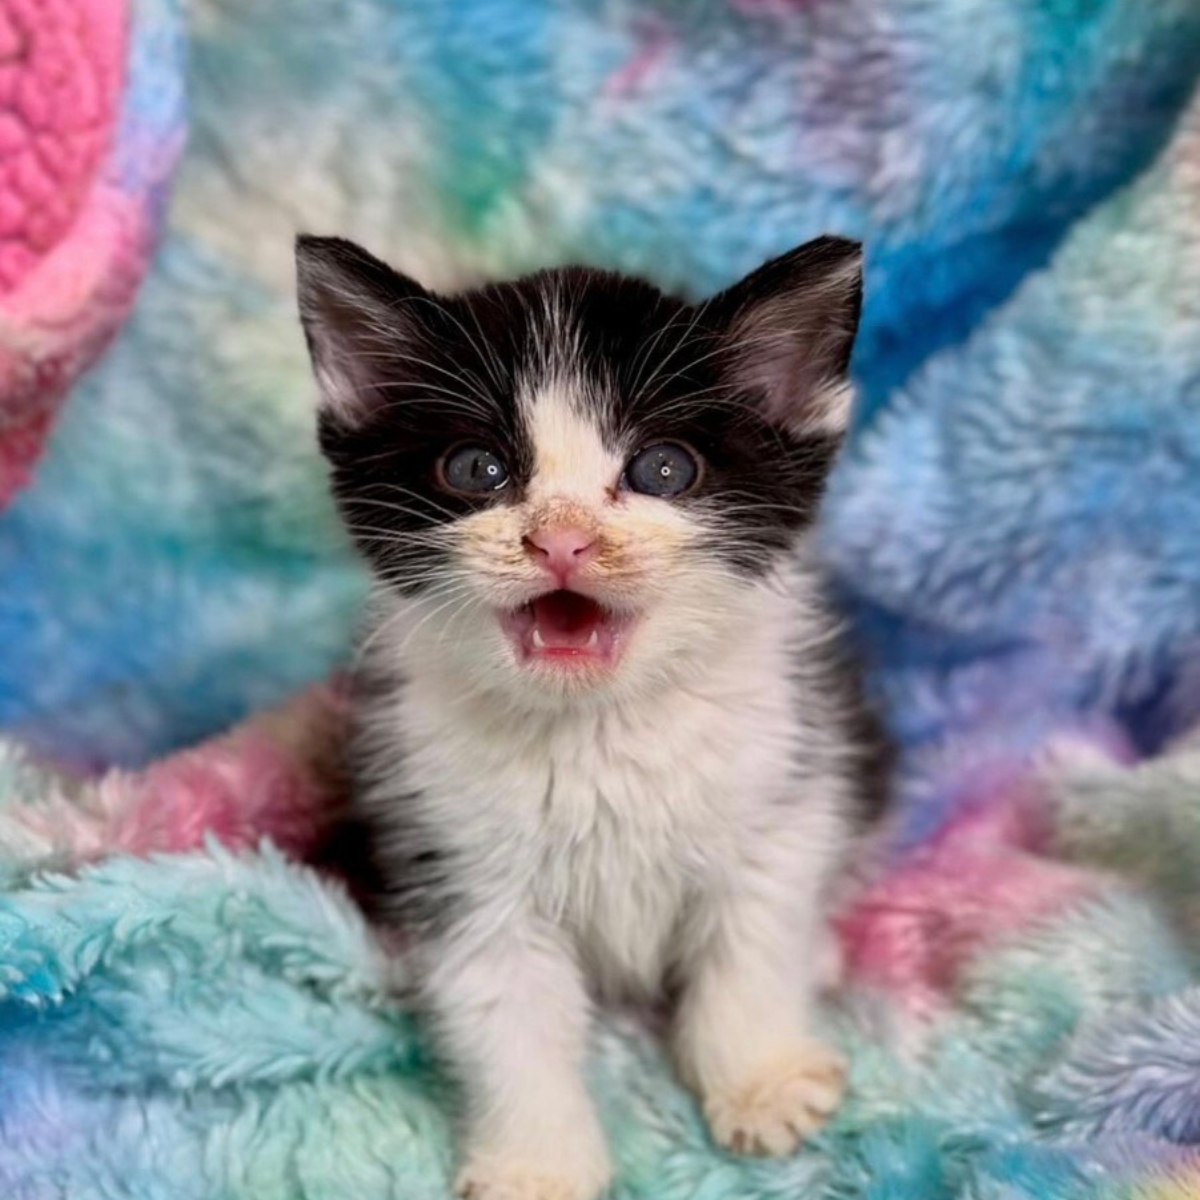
[623,442,700,498]
[440,445,510,494]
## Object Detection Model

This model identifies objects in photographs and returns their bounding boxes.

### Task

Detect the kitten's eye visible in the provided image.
[439,445,510,494]
[623,442,700,498]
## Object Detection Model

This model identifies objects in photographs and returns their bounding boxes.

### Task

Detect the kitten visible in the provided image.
[296,233,885,1200]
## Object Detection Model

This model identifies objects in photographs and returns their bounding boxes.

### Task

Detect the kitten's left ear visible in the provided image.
[295,234,432,429]
[709,236,863,438]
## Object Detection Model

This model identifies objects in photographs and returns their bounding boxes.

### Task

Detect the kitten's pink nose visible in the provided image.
[523,527,597,584]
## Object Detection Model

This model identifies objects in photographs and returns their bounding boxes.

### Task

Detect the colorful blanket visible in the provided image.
[2,2,1200,1197]
[0,0,180,508]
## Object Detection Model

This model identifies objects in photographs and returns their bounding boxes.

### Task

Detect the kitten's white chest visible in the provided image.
[534,722,723,993]
[386,610,805,996]
[510,681,794,994]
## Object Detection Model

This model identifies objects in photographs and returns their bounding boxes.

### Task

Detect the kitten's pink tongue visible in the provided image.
[531,591,603,648]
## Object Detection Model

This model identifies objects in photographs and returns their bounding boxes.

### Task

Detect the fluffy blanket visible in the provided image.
[0,0,180,508]
[2,2,1200,1197]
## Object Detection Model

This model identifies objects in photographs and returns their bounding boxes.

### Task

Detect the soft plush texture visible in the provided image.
[823,86,1200,827]
[6,689,1200,1197]
[1,1,1200,1197]
[0,0,181,508]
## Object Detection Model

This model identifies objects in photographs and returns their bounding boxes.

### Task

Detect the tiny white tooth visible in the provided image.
[531,628,546,650]
[586,629,600,649]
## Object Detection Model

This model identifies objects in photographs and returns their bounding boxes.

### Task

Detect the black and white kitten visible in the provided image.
[296,233,883,1200]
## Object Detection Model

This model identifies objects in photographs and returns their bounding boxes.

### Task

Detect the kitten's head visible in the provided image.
[297,234,862,704]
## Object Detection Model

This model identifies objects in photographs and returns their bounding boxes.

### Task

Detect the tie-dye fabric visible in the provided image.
[1,685,1200,1197]
[824,85,1200,844]
[2,1,1200,1196]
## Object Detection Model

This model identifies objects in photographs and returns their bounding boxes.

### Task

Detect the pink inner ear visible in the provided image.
[732,332,853,437]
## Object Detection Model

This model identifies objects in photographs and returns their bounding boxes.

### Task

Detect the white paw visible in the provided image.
[456,1149,611,1200]
[704,1041,847,1156]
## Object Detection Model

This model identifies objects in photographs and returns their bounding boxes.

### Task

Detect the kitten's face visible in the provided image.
[297,236,862,703]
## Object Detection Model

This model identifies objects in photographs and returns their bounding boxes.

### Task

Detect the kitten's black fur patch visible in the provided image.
[299,234,859,587]
[816,621,895,829]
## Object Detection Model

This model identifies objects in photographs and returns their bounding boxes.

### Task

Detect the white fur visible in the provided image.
[355,374,858,1200]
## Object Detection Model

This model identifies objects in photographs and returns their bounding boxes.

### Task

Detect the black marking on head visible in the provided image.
[297,235,535,591]
[296,233,863,586]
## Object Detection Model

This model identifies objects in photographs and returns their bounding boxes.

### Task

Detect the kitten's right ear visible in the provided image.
[295,235,431,428]
[708,236,863,439]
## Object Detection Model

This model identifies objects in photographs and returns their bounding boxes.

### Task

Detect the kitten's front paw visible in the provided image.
[704,1041,846,1156]
[457,1149,611,1200]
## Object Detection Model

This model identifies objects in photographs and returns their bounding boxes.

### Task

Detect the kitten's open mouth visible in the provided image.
[500,591,632,667]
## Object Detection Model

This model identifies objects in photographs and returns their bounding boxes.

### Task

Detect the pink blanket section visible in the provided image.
[836,778,1099,1016]
[0,0,176,506]
[6,684,349,871]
